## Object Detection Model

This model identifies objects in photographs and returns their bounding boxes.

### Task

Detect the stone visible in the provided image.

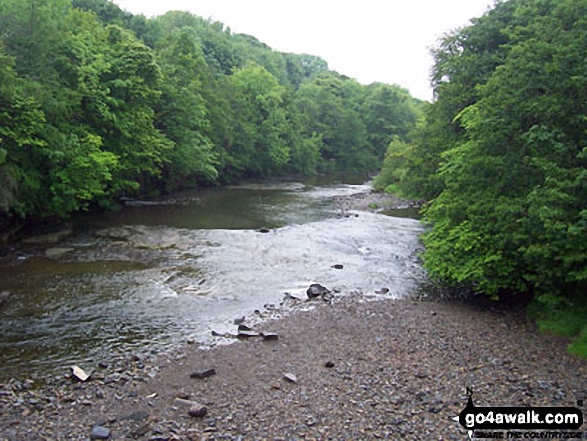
[233,316,246,325]
[258,228,270,233]
[71,365,90,382]
[190,368,216,379]
[261,332,279,341]
[375,288,390,295]
[175,398,208,418]
[283,292,299,302]
[306,283,330,299]
[237,330,260,339]
[321,292,334,303]
[283,373,298,384]
[90,425,110,439]
[45,247,75,258]
[324,361,335,368]
[332,264,344,269]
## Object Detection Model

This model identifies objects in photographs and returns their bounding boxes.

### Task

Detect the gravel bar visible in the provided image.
[1,294,586,440]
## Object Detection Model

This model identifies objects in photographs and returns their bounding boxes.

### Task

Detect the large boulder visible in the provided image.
[306,283,330,299]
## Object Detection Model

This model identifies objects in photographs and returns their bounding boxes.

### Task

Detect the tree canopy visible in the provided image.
[0,0,422,222]
[374,0,587,354]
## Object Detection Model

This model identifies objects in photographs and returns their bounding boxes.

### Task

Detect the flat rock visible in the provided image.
[45,247,75,258]
[71,365,90,382]
[237,330,260,339]
[90,425,110,439]
[190,368,216,379]
[261,332,279,341]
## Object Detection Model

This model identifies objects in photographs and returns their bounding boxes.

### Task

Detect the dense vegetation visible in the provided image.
[375,0,587,355]
[0,0,422,224]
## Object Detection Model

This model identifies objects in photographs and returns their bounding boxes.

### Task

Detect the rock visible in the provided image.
[237,324,261,338]
[190,368,216,379]
[233,316,246,325]
[258,228,270,233]
[45,247,75,258]
[90,425,110,439]
[211,330,236,339]
[321,292,334,303]
[332,264,344,269]
[283,292,299,302]
[71,365,90,382]
[306,283,330,299]
[324,361,335,368]
[174,398,207,418]
[375,288,390,295]
[188,404,208,418]
[283,373,298,384]
[261,332,279,341]
[237,330,260,339]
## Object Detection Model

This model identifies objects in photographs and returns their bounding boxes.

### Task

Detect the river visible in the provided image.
[0,181,427,381]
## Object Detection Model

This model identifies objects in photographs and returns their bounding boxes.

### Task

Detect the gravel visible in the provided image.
[1,294,586,440]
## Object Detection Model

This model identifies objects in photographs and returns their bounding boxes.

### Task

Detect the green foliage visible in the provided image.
[382,0,587,356]
[528,300,587,358]
[0,1,421,222]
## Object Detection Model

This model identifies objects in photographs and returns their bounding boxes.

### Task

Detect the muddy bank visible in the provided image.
[1,295,585,440]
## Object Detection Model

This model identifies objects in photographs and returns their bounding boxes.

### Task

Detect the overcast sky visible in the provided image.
[112,0,495,101]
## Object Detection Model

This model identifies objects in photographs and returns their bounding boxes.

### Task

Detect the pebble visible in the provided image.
[90,425,110,439]
[190,368,216,379]
[283,373,298,384]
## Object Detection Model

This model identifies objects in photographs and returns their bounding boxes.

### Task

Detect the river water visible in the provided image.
[0,182,427,381]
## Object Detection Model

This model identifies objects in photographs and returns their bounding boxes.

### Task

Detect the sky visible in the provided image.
[112,0,495,101]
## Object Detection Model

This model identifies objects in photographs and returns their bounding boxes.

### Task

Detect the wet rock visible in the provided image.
[321,292,334,303]
[45,247,75,258]
[211,330,237,339]
[283,292,299,302]
[261,332,279,341]
[237,330,260,339]
[375,288,390,295]
[332,264,344,269]
[307,283,330,299]
[190,368,216,379]
[324,361,335,368]
[90,425,110,439]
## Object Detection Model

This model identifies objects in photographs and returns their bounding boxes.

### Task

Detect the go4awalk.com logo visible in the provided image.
[453,388,584,440]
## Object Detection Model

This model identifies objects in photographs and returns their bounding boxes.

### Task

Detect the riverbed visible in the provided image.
[0,182,426,381]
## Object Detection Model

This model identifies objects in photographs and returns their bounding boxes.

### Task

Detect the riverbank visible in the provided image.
[1,294,585,440]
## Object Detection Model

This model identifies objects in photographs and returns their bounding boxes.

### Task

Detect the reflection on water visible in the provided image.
[0,182,426,380]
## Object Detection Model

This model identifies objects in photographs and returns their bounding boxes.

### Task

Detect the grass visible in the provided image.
[528,300,587,358]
